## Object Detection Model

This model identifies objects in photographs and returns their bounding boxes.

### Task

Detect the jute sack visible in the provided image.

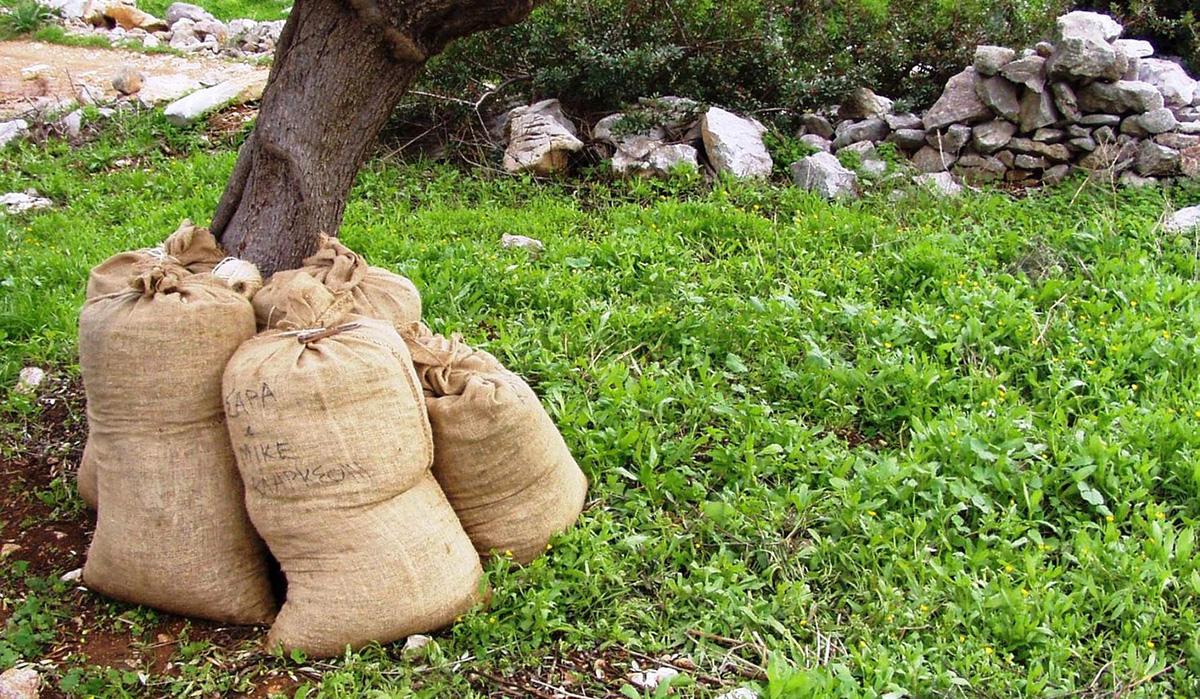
[78,220,228,507]
[79,258,276,624]
[402,323,588,565]
[225,273,483,658]
[252,235,421,330]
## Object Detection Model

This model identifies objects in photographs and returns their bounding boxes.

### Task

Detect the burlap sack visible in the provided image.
[251,235,421,330]
[402,323,588,565]
[78,220,228,507]
[79,258,276,624]
[225,273,483,658]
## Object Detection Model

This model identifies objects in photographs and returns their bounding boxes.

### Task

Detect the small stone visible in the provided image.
[164,73,267,127]
[1056,11,1123,42]
[1035,42,1055,58]
[0,667,39,699]
[912,145,957,172]
[0,543,21,559]
[1033,128,1065,143]
[1114,39,1154,59]
[1119,171,1159,188]
[137,75,202,106]
[1067,124,1093,138]
[1079,141,1139,173]
[500,234,544,254]
[886,128,927,151]
[630,667,679,691]
[715,688,759,699]
[1157,133,1200,149]
[1078,80,1165,115]
[791,152,858,200]
[1135,140,1180,176]
[923,68,995,129]
[956,153,1008,183]
[837,87,894,120]
[1139,58,1197,108]
[832,118,889,150]
[16,367,45,394]
[1120,115,1150,138]
[1008,138,1072,162]
[61,568,83,582]
[914,172,963,197]
[841,141,888,177]
[1001,56,1047,92]
[925,123,971,154]
[1069,137,1098,152]
[1080,113,1122,126]
[884,113,923,131]
[1,191,52,214]
[1138,108,1179,135]
[701,107,772,178]
[1046,35,1129,83]
[1164,206,1200,232]
[799,134,832,153]
[1094,125,1118,144]
[142,34,160,48]
[972,119,1018,154]
[403,634,432,652]
[1044,163,1072,184]
[112,65,143,95]
[54,110,83,139]
[166,2,215,25]
[975,75,1020,122]
[974,45,1017,76]
[1181,146,1200,178]
[1020,87,1060,133]
[0,119,30,148]
[1015,153,1049,170]
[996,150,1016,168]
[799,113,834,140]
[1051,82,1083,122]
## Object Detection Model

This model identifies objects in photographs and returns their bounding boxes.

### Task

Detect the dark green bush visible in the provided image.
[415,0,1071,120]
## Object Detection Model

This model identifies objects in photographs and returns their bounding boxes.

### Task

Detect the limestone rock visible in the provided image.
[974,45,1017,77]
[1137,108,1179,135]
[166,2,215,25]
[955,153,1007,183]
[912,145,957,172]
[1079,141,1138,173]
[1056,11,1123,42]
[1164,206,1200,232]
[832,118,889,150]
[0,667,39,699]
[923,68,994,129]
[975,75,1020,122]
[799,113,834,140]
[1,190,52,214]
[1033,128,1066,143]
[972,120,1018,154]
[1138,58,1197,108]
[1046,35,1128,82]
[1156,132,1200,149]
[884,113,923,131]
[164,73,268,126]
[1008,138,1071,162]
[112,65,143,95]
[1044,163,1072,184]
[701,107,772,178]
[1001,56,1047,93]
[104,3,167,31]
[136,74,202,107]
[1114,39,1154,59]
[837,87,894,120]
[925,123,971,154]
[503,100,585,175]
[1078,80,1164,114]
[44,0,89,19]
[790,152,857,200]
[0,120,29,148]
[16,367,46,394]
[1069,137,1098,152]
[500,234,544,253]
[1135,140,1179,176]
[914,172,963,197]
[800,134,832,153]
[1020,87,1060,133]
[1119,171,1159,188]
[886,128,927,151]
[1014,153,1049,170]
[612,140,699,177]
[1051,82,1083,122]
[1181,146,1200,178]
[1079,113,1122,126]
[840,141,888,178]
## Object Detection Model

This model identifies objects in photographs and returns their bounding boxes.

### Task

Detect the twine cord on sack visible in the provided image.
[281,322,362,344]
[212,257,264,299]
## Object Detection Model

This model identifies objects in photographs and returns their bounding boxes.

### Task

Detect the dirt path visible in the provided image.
[0,40,268,118]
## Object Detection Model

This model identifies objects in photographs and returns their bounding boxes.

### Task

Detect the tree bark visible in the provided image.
[212,0,540,275]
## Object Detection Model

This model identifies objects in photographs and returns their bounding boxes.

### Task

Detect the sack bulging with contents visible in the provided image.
[252,235,421,330]
[79,257,276,624]
[225,273,483,658]
[402,323,588,565]
[78,220,230,507]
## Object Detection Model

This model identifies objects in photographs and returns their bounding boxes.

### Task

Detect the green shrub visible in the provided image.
[0,0,56,38]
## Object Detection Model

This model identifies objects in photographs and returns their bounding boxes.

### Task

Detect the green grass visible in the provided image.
[3,110,1200,698]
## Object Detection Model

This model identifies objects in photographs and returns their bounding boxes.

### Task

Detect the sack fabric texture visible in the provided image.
[225,273,482,658]
[79,258,276,624]
[252,235,421,330]
[78,221,228,507]
[402,323,588,564]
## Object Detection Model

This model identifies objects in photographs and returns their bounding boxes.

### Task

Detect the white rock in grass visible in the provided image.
[61,568,83,582]
[915,172,963,197]
[0,119,29,148]
[503,100,584,175]
[0,667,39,699]
[716,689,759,699]
[16,367,46,394]
[137,74,202,107]
[1164,206,1200,233]
[164,73,267,126]
[629,666,679,690]
[701,107,772,178]
[791,152,857,200]
[402,634,432,652]
[500,234,544,254]
[1,190,52,214]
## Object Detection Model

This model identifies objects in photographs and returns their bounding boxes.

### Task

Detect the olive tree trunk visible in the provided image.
[212,0,538,275]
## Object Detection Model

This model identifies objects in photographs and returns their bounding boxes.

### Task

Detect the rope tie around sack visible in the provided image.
[211,257,264,299]
[128,259,186,297]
